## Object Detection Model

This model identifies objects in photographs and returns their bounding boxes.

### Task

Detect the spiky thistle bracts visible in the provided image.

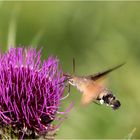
[0,48,67,139]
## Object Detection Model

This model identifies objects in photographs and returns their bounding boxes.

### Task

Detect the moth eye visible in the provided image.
[69,79,75,86]
[69,79,73,83]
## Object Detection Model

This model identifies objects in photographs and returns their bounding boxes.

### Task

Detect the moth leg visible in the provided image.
[68,83,71,94]
[92,100,101,106]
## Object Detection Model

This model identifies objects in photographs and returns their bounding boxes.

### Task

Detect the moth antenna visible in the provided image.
[72,58,76,75]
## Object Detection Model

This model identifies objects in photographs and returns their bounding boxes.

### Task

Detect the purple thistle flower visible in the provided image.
[0,47,68,139]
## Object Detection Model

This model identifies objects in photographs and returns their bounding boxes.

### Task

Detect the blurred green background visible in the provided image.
[0,1,140,139]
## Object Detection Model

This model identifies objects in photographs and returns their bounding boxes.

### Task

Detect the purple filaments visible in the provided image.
[0,48,66,138]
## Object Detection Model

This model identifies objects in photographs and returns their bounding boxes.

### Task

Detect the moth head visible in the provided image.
[63,74,77,86]
[68,76,79,86]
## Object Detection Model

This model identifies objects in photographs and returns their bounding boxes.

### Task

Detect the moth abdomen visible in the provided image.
[99,92,121,110]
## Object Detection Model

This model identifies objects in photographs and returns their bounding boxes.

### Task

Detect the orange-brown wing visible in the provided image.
[81,81,104,105]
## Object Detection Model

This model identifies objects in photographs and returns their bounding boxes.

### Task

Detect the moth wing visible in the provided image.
[84,63,125,90]
[81,81,104,105]
[94,76,107,87]
[80,63,125,105]
[87,63,125,81]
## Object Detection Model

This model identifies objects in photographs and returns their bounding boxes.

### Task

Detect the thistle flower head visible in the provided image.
[0,48,67,139]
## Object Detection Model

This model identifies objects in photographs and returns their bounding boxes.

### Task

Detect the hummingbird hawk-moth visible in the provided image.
[64,61,124,110]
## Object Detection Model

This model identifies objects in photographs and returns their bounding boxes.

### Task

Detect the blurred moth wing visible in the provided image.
[81,63,125,105]
[81,79,106,105]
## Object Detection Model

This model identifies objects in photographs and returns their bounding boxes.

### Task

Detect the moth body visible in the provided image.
[64,63,124,110]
